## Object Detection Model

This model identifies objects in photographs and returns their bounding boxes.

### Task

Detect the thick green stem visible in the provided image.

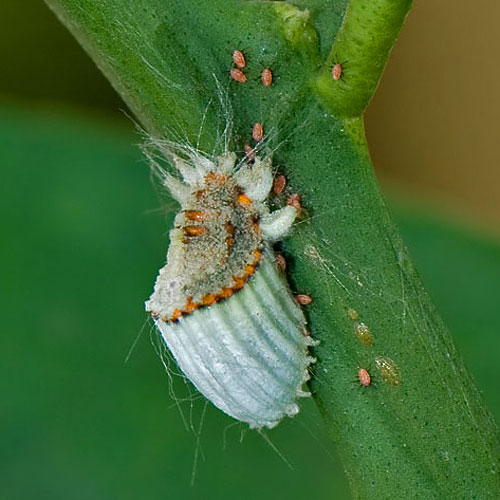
[44,0,500,498]
[316,0,413,116]
[281,110,500,497]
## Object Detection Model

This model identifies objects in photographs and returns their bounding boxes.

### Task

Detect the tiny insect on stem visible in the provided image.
[375,357,401,386]
[332,62,342,81]
[232,50,246,69]
[261,68,273,86]
[356,322,373,346]
[252,123,264,142]
[273,175,287,195]
[230,68,247,83]
[295,294,312,305]
[358,368,371,387]
[287,193,301,215]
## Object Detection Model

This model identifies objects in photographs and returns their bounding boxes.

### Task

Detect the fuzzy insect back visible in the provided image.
[146,154,263,322]
[145,135,317,429]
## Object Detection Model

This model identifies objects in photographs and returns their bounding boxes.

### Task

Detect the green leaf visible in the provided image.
[43,0,500,497]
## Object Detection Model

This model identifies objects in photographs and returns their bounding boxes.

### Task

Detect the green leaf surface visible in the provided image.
[40,0,500,497]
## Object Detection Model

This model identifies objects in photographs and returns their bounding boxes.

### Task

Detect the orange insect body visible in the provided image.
[184,225,207,237]
[232,50,246,68]
[332,62,342,81]
[252,123,264,142]
[287,193,301,214]
[295,294,312,305]
[230,68,247,83]
[185,210,207,222]
[358,368,371,387]
[237,193,252,206]
[261,68,273,86]
[273,175,287,195]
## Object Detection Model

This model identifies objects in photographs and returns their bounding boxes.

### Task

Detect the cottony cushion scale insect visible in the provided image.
[146,149,317,429]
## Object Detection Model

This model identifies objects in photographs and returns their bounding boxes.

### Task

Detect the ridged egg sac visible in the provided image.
[146,148,317,428]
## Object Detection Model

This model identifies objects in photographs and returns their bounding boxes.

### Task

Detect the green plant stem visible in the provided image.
[282,111,500,497]
[316,0,413,116]
[44,0,500,498]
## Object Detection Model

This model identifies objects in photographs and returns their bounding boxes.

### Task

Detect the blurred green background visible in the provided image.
[1,1,499,499]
